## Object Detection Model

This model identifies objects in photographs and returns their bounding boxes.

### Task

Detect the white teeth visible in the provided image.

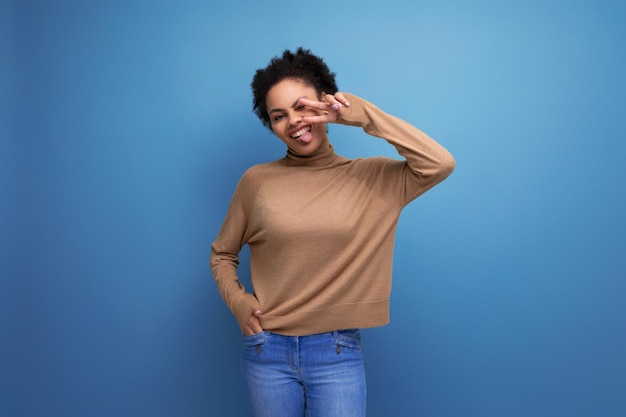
[291,126,311,139]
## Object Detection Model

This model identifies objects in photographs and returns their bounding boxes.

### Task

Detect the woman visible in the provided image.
[210,48,455,417]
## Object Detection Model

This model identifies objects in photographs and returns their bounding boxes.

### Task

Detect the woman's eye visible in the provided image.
[273,115,284,121]
[296,105,305,111]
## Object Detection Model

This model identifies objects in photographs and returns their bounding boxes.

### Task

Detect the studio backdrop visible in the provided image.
[4,1,625,416]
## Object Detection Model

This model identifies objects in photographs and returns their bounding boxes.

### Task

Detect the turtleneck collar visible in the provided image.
[283,136,338,167]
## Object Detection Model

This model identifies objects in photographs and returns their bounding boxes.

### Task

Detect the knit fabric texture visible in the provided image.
[210,93,455,335]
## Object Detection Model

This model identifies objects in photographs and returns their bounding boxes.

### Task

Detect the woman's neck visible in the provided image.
[283,136,337,167]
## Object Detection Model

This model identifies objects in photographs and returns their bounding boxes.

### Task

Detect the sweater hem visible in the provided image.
[259,299,390,336]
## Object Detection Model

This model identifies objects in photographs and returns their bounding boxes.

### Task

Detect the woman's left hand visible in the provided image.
[300,92,351,124]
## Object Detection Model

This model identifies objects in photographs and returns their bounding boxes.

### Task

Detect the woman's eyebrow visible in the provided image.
[269,96,308,114]
[292,96,306,107]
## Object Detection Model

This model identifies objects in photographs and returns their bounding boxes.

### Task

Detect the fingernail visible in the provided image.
[332,104,339,110]
[345,101,350,107]
[254,309,261,316]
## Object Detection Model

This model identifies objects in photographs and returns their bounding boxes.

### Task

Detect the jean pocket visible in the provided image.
[243,331,267,355]
[333,329,362,350]
[243,331,267,348]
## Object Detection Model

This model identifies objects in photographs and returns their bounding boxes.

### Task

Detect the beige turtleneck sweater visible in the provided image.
[210,93,455,336]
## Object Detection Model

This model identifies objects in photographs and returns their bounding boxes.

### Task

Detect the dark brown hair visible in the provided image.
[251,48,338,129]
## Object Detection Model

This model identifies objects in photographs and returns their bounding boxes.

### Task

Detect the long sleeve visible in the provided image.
[210,92,455,336]
[338,93,455,205]
[210,170,262,332]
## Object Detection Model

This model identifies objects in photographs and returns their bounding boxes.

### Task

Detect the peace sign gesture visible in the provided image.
[301,92,351,124]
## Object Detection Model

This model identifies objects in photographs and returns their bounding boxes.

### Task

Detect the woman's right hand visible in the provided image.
[243,309,263,336]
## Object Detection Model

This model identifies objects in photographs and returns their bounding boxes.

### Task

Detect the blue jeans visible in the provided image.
[241,329,367,417]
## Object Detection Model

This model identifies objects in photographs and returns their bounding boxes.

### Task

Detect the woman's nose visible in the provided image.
[287,111,302,127]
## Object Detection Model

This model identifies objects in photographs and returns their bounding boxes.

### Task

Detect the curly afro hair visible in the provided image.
[251,47,338,129]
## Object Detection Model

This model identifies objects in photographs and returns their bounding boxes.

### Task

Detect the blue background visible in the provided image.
[3,0,625,416]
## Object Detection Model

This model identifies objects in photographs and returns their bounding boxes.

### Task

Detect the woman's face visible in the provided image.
[265,78,327,156]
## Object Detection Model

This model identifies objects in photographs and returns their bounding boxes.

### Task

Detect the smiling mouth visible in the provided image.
[290,126,311,139]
